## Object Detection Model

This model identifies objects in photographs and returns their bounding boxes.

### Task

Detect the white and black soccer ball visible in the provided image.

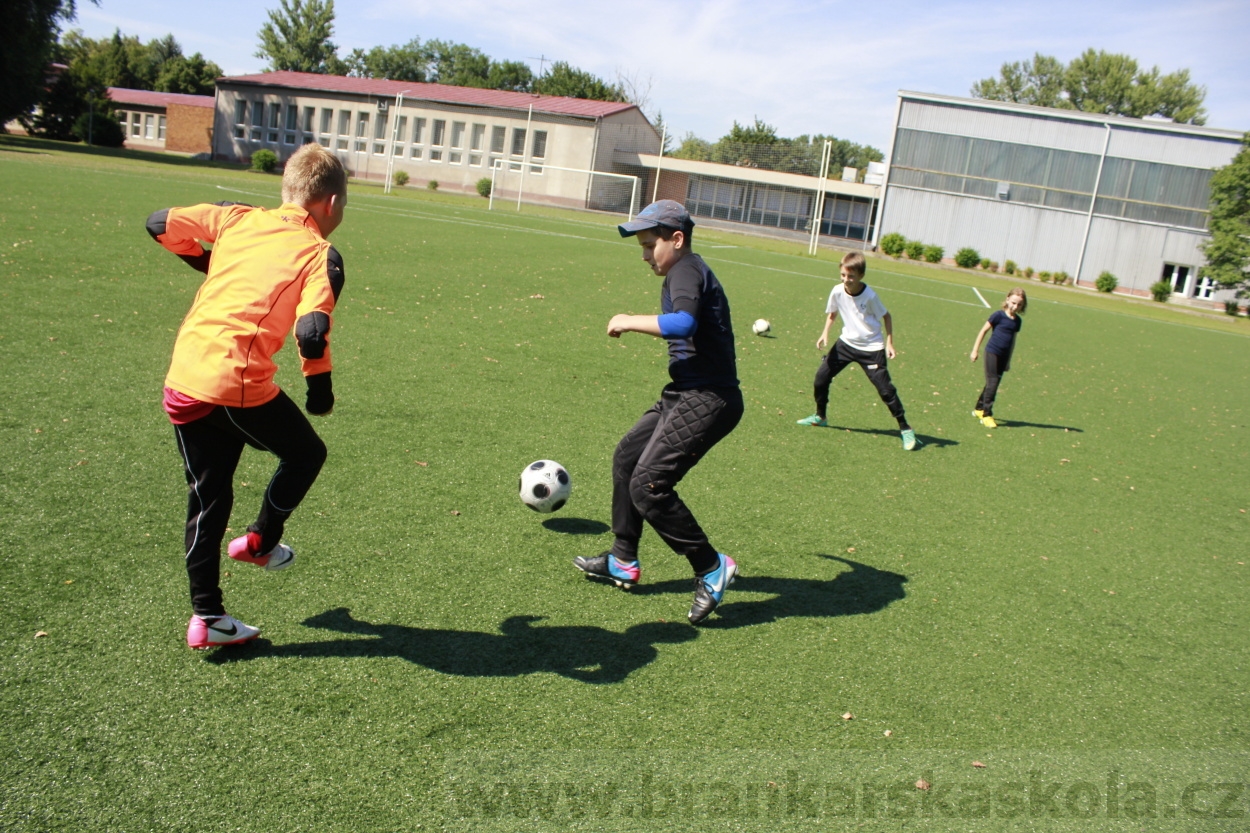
[752,318,771,336]
[519,460,571,513]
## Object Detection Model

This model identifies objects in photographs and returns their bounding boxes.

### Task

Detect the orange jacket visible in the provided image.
[150,202,343,408]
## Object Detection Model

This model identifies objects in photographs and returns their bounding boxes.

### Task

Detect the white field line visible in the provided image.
[972,287,991,308]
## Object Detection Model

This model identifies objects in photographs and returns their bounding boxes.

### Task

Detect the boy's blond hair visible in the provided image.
[281,144,347,205]
[841,250,866,279]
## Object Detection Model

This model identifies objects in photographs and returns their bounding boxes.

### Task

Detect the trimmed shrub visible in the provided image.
[988,261,999,273]
[954,247,980,268]
[1150,280,1172,302]
[1024,267,1034,278]
[74,112,125,147]
[426,179,439,191]
[1004,260,1018,275]
[1038,271,1051,282]
[250,149,278,173]
[1096,271,1118,292]
[1224,300,1240,315]
[980,258,991,269]
[1053,271,1070,285]
[476,177,492,198]
[923,244,944,263]
[880,232,906,257]
[392,170,409,187]
[904,240,925,260]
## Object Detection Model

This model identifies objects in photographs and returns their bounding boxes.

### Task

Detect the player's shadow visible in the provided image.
[994,419,1083,432]
[635,555,907,628]
[542,517,610,535]
[824,424,958,448]
[206,609,694,683]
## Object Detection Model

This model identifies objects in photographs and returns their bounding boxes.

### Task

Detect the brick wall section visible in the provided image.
[166,103,213,154]
[653,170,689,204]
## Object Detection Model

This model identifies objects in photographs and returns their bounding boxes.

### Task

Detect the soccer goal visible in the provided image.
[487,160,640,220]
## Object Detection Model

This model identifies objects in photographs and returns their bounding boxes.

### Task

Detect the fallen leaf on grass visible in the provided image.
[1060,458,1070,464]
[529,294,544,299]
[846,547,856,553]
[972,761,986,769]
[450,510,461,516]
[883,730,893,737]
[915,779,930,790]
[415,461,428,467]
[842,712,854,720]
[35,631,48,638]
[63,580,73,585]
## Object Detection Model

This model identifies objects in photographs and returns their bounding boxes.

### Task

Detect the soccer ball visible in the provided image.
[519,460,571,513]
[752,318,771,336]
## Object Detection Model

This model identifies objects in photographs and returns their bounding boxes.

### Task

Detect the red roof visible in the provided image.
[107,87,215,109]
[218,71,639,120]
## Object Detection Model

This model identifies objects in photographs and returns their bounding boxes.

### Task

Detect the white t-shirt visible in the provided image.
[827,284,888,351]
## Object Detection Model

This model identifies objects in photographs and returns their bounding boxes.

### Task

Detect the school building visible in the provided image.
[211,71,660,211]
[107,87,214,154]
[876,91,1245,305]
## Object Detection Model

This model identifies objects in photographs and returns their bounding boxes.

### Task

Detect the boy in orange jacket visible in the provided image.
[147,143,347,649]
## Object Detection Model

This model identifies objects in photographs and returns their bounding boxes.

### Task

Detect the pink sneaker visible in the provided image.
[228,532,295,571]
[187,614,260,649]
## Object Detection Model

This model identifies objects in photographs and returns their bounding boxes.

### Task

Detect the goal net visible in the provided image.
[488,161,640,220]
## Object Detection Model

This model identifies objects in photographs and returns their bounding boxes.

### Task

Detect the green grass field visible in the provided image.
[1,135,1247,832]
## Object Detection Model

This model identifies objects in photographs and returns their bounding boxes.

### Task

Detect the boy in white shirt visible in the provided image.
[797,251,918,451]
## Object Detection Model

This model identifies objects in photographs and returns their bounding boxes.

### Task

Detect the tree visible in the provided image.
[533,61,624,102]
[2,0,96,125]
[1200,133,1250,297]
[423,40,490,88]
[343,39,427,82]
[486,60,533,92]
[671,132,712,161]
[255,0,343,74]
[156,53,224,95]
[972,49,1207,125]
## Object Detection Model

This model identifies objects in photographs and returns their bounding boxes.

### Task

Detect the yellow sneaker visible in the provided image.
[980,415,998,429]
[972,409,985,419]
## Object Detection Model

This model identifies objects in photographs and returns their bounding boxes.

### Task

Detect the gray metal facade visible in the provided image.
[879,93,1244,303]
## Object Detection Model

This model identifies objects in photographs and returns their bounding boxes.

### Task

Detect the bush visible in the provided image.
[476,177,493,197]
[904,240,925,260]
[1150,280,1172,302]
[1038,271,1051,282]
[954,247,980,268]
[988,261,999,273]
[1024,267,1034,278]
[250,149,278,173]
[74,112,124,147]
[1096,271,1118,293]
[923,244,944,263]
[880,233,906,257]
[980,258,991,270]
[1004,260,1018,275]
[426,180,439,191]
[392,170,409,187]
[1224,300,1240,315]
[1053,271,1070,285]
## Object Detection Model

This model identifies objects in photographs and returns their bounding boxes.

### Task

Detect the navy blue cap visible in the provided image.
[618,199,694,237]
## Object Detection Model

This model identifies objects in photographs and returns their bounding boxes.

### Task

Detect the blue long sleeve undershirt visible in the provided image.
[657,310,697,338]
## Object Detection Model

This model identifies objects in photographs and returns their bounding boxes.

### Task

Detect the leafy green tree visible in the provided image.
[2,0,97,125]
[670,132,712,161]
[972,48,1206,124]
[256,0,344,74]
[343,39,427,82]
[486,60,533,92]
[1200,133,1250,297]
[423,40,490,87]
[156,53,224,95]
[533,61,624,102]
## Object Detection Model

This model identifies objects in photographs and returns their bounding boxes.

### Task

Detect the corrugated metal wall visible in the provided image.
[898,100,1106,154]
[1082,221,1208,291]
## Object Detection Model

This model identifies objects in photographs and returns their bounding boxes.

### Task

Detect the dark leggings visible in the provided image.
[172,390,326,616]
[813,339,908,428]
[610,386,743,575]
[975,351,1010,416]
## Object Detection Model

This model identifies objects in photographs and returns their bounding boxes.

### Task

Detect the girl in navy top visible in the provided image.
[969,288,1027,428]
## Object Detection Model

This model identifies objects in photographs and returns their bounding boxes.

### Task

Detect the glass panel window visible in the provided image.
[412,117,426,144]
[432,119,446,146]
[470,124,485,150]
[158,115,166,140]
[234,101,247,138]
[285,106,298,130]
[355,112,369,152]
[529,129,547,173]
[449,121,465,163]
[144,114,155,139]
[373,112,388,155]
[511,128,526,156]
[394,116,408,155]
[132,112,141,137]
[251,101,264,141]
[303,106,315,133]
[268,104,280,143]
[410,146,423,160]
[490,125,506,154]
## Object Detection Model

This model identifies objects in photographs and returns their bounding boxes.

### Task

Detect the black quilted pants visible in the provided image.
[610,385,743,574]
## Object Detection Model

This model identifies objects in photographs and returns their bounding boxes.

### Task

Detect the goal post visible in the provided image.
[488,160,640,220]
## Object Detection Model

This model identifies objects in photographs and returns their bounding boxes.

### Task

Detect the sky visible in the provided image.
[71,0,1250,151]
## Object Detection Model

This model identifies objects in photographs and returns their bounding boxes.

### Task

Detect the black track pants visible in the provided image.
[975,351,1010,416]
[813,339,908,426]
[610,386,743,575]
[172,390,326,616]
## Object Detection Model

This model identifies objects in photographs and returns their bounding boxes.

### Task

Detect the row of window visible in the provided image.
[231,100,549,170]
[115,110,166,142]
[682,174,878,239]
[891,127,1213,230]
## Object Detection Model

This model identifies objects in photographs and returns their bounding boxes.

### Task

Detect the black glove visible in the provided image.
[305,371,334,415]
[178,250,212,274]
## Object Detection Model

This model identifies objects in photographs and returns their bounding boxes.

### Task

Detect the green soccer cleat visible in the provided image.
[901,428,919,451]
[796,414,828,427]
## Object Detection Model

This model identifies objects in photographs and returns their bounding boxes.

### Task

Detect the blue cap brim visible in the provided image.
[617,218,659,237]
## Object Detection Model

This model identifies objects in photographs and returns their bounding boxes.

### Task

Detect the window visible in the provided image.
[393,116,408,155]
[284,105,298,145]
[158,115,166,141]
[1195,275,1217,300]
[335,110,350,150]
[373,112,388,155]
[234,101,247,138]
[412,117,426,144]
[131,112,142,137]
[1161,263,1192,295]
[251,101,264,141]
[490,125,506,154]
[355,112,369,153]
[144,114,155,140]
[469,123,485,166]
[449,121,465,164]
[530,129,547,173]
[319,108,333,147]
[430,119,445,161]
[268,104,280,143]
[303,106,315,133]
[511,128,526,156]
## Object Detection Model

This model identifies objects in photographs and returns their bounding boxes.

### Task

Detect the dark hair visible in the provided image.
[655,223,694,245]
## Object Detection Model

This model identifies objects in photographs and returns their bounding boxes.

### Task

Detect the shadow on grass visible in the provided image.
[632,555,907,628]
[823,424,958,449]
[995,419,1083,432]
[0,133,245,169]
[206,608,695,683]
[542,517,610,535]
